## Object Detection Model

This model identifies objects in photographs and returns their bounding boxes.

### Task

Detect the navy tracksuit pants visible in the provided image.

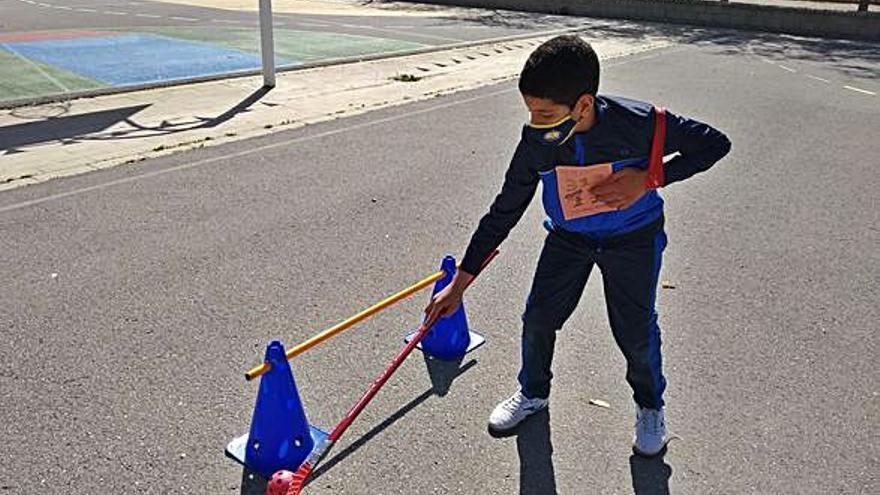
[518,217,668,410]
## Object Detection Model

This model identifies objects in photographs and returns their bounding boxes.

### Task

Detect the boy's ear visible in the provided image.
[572,93,595,120]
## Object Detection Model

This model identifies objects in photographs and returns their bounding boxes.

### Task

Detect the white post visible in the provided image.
[259,0,276,88]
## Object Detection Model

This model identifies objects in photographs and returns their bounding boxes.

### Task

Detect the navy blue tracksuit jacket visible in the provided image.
[459,95,731,408]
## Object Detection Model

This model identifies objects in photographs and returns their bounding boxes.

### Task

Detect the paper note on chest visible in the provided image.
[555,164,615,220]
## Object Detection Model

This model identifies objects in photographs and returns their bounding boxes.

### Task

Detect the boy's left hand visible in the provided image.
[590,168,648,210]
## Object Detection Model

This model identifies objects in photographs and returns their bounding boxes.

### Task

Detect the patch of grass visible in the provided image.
[391,73,422,82]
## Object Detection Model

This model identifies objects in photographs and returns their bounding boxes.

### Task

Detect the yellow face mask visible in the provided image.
[525,116,577,147]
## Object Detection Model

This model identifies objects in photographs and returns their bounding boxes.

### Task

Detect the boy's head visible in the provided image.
[519,35,600,127]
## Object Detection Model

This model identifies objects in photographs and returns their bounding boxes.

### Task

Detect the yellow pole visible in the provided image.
[245,268,447,381]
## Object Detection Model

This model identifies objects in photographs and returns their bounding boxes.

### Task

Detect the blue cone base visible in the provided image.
[405,329,485,360]
[225,425,328,476]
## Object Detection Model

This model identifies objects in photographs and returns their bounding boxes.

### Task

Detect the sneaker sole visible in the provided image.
[486,405,549,437]
[632,440,669,458]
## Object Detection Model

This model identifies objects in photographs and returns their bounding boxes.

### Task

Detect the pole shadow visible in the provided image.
[629,449,672,495]
[304,356,477,483]
[1,86,272,154]
[1,104,151,152]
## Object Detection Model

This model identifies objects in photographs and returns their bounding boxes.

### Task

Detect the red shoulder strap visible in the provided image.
[645,106,666,189]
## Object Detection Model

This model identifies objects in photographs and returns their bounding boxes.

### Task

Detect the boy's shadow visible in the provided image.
[489,408,557,495]
[488,411,673,495]
[630,449,672,495]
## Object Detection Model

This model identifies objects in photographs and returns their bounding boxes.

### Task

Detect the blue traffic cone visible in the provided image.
[412,255,486,360]
[225,341,327,478]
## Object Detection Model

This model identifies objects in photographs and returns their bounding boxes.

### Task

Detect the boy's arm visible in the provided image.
[459,139,540,276]
[662,110,732,185]
[424,140,539,327]
[588,108,731,209]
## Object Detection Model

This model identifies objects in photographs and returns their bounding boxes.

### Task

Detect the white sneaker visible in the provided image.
[488,390,549,432]
[633,404,668,456]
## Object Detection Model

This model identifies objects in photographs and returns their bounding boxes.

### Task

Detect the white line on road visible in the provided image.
[778,65,796,73]
[77,8,97,12]
[337,22,463,42]
[105,11,129,16]
[135,13,161,18]
[54,5,72,10]
[0,87,518,214]
[807,75,830,83]
[295,22,332,28]
[210,19,240,23]
[170,16,199,22]
[0,49,674,213]
[843,85,876,96]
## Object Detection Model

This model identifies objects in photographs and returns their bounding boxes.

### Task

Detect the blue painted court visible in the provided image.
[2,32,287,86]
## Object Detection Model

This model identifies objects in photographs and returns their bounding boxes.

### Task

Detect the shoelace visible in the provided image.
[637,409,664,435]
[502,393,525,413]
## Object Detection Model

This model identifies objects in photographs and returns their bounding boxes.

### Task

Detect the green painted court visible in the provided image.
[0,27,424,103]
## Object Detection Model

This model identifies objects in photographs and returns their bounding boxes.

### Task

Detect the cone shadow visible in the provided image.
[423,353,474,396]
[239,466,267,495]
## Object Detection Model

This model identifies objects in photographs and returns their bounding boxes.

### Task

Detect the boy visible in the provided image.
[424,35,730,456]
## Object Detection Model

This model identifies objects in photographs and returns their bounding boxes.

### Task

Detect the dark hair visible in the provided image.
[518,35,600,107]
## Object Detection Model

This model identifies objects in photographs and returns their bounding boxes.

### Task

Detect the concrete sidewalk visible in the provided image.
[0,29,672,191]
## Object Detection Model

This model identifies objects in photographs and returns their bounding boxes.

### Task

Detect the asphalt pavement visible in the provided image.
[0,29,878,495]
[0,0,565,44]
[0,0,594,102]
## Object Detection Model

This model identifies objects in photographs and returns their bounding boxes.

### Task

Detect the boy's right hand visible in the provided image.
[423,271,474,329]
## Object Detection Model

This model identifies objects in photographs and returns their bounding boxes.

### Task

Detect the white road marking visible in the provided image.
[170,16,199,22]
[843,85,876,96]
[0,46,675,212]
[336,22,463,42]
[210,19,240,23]
[0,87,518,214]
[77,8,97,12]
[54,5,72,10]
[778,65,796,73]
[296,22,332,28]
[135,13,161,18]
[807,75,830,83]
[104,11,128,16]
[0,44,678,211]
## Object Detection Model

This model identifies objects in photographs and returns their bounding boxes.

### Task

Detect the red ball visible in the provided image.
[266,470,295,495]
